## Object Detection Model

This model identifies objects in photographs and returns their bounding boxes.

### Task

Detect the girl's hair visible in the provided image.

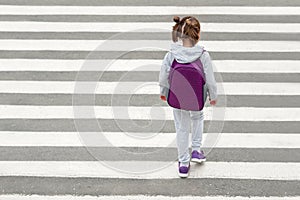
[172,16,201,45]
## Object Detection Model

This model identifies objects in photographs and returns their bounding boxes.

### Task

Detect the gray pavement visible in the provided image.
[0,0,299,6]
[1,15,300,23]
[0,147,299,162]
[1,51,300,60]
[0,71,299,82]
[0,177,299,196]
[1,32,299,40]
[0,119,299,133]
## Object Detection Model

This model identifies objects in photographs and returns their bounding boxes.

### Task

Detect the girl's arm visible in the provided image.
[159,52,172,100]
[201,51,218,104]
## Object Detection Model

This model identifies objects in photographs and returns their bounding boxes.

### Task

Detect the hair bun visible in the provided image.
[173,16,180,23]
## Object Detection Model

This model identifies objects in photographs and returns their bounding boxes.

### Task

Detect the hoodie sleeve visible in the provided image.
[201,51,218,100]
[159,52,173,97]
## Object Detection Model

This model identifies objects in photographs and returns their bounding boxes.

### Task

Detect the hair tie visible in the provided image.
[186,17,192,25]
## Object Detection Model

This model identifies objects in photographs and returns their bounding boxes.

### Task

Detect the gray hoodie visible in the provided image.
[159,42,218,101]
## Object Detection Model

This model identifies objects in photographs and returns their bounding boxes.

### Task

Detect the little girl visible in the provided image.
[159,16,217,178]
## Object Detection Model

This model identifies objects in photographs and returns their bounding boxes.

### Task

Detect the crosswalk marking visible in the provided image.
[1,6,300,15]
[0,161,299,180]
[1,106,300,121]
[1,22,300,33]
[0,40,299,52]
[0,59,300,73]
[0,132,299,148]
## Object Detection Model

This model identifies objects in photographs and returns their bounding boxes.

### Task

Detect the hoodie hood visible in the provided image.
[170,42,205,63]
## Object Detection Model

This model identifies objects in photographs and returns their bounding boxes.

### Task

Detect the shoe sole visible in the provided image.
[178,172,189,178]
[191,158,206,163]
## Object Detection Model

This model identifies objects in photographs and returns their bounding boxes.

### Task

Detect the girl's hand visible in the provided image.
[160,96,167,101]
[210,99,217,106]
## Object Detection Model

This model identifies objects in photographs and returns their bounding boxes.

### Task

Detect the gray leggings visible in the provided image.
[173,108,204,165]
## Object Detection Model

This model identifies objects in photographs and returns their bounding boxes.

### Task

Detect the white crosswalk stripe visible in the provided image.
[1,106,300,121]
[1,6,300,15]
[0,40,299,52]
[0,132,299,148]
[1,22,300,33]
[0,161,299,180]
[0,0,299,198]
[1,59,300,72]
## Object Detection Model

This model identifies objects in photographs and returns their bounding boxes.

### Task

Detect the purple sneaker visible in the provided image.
[191,150,206,163]
[178,162,190,178]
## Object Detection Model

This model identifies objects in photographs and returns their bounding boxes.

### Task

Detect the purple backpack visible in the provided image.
[167,56,206,111]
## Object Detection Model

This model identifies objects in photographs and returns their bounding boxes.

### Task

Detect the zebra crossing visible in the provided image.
[0,0,299,199]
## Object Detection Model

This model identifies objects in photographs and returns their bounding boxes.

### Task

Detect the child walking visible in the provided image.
[159,16,218,178]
